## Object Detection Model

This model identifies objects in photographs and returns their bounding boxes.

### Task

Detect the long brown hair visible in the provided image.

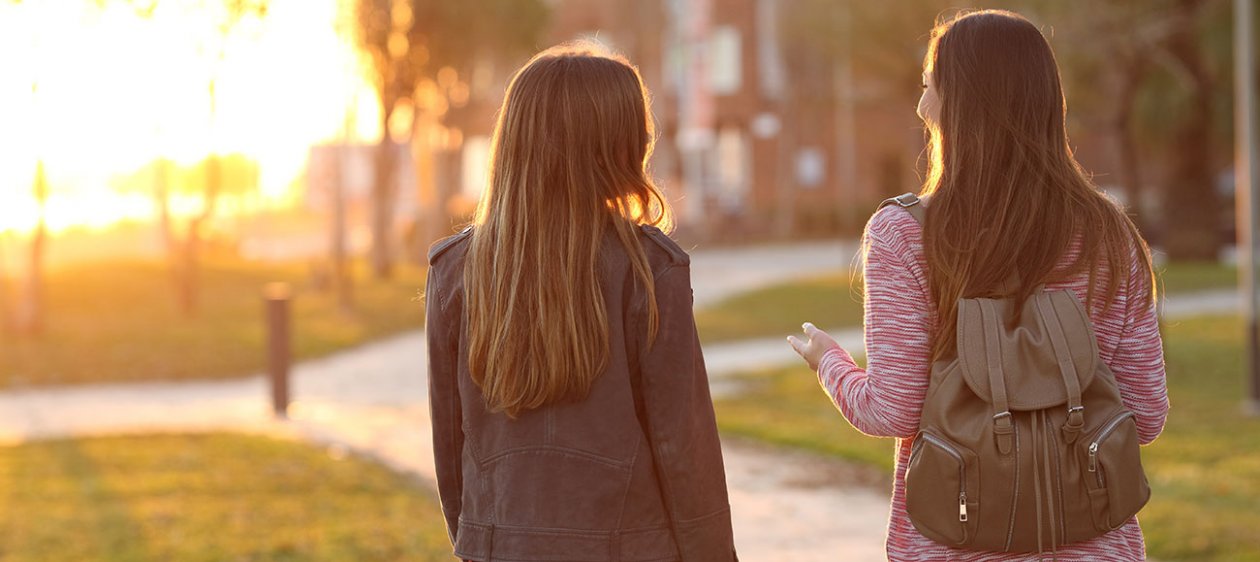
[464,44,673,418]
[916,10,1155,360]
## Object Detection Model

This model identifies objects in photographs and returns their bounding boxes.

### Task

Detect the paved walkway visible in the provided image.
[0,236,1237,560]
[688,240,859,307]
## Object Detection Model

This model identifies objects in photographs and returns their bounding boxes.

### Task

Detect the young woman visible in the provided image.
[425,44,737,562]
[788,10,1169,562]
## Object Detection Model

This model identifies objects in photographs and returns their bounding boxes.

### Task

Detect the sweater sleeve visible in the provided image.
[1110,248,1169,445]
[817,208,933,439]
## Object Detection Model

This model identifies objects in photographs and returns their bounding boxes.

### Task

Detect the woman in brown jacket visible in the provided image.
[425,44,737,562]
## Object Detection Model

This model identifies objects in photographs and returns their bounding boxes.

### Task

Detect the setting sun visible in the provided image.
[0,0,383,234]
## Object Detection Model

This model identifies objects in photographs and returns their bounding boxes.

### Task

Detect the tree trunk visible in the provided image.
[17,220,46,337]
[0,235,11,334]
[176,218,203,317]
[410,108,435,261]
[1161,1,1220,261]
[332,141,355,314]
[155,159,175,255]
[153,159,183,305]
[174,75,224,318]
[1112,55,1148,232]
[369,124,398,279]
[772,120,796,239]
[174,154,222,318]
[16,160,49,337]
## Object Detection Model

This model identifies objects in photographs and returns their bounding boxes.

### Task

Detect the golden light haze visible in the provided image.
[0,0,384,233]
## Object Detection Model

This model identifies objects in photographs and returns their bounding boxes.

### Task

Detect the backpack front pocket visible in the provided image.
[906,431,980,546]
[1080,411,1150,531]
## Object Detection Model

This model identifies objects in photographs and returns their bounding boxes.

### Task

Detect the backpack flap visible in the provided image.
[955,290,1099,413]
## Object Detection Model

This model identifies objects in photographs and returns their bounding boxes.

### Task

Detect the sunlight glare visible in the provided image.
[0,0,383,234]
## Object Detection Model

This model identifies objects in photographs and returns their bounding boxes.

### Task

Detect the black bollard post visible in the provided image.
[264,282,291,418]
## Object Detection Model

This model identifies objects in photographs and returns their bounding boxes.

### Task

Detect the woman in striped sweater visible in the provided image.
[788,10,1169,562]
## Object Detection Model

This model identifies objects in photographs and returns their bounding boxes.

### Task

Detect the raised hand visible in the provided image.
[786,322,841,371]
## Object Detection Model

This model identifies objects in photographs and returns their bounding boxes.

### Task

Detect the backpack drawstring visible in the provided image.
[1031,410,1045,557]
[1041,413,1060,560]
[1032,410,1061,562]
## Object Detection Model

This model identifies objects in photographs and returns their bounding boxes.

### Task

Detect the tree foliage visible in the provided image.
[350,0,548,278]
[786,0,1237,258]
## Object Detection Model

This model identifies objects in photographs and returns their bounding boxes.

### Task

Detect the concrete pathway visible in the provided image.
[1159,288,1237,318]
[688,240,860,307]
[0,238,1237,561]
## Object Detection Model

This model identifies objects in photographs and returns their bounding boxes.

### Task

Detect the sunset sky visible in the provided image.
[0,0,384,233]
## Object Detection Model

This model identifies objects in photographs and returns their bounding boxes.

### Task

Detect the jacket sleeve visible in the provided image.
[635,263,737,562]
[425,266,464,542]
[1110,249,1169,445]
[816,209,933,439]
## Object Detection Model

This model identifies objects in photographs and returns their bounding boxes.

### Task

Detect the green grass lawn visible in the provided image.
[695,261,1237,343]
[693,272,864,343]
[713,315,1259,561]
[0,258,426,388]
[1156,261,1238,294]
[0,433,455,561]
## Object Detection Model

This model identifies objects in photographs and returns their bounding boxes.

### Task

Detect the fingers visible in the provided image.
[786,334,806,356]
[802,322,822,338]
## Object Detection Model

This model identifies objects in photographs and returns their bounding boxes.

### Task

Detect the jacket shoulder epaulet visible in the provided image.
[640,224,690,267]
[428,226,473,265]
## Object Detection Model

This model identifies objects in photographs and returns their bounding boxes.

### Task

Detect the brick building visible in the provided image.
[434,0,927,242]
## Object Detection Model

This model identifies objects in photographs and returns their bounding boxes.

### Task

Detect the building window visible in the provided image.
[709,26,742,95]
[714,126,750,206]
[796,147,825,189]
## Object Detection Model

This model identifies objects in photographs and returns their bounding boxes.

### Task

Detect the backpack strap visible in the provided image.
[1035,293,1087,442]
[880,192,926,225]
[978,299,1016,455]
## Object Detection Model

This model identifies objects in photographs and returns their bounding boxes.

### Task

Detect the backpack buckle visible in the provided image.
[1063,405,1086,443]
[992,411,1014,455]
[891,193,920,207]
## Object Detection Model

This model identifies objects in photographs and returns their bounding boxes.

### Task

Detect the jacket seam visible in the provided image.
[672,504,731,527]
[614,435,643,531]
[479,445,634,470]
[651,263,684,282]
[629,263,686,326]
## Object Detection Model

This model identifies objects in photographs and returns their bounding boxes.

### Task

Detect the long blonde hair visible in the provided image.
[917,10,1156,361]
[464,44,673,418]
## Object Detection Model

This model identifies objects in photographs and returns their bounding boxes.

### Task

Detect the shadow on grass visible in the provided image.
[0,433,455,561]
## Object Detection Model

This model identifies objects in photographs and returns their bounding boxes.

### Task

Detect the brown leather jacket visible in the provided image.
[425,225,737,562]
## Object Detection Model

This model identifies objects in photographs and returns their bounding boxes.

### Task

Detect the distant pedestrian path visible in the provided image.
[689,239,861,306]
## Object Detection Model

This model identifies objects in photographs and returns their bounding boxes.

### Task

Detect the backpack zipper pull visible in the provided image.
[958,492,968,522]
[1088,442,1099,472]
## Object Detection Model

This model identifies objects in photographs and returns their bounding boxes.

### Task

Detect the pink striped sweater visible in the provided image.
[817,205,1169,562]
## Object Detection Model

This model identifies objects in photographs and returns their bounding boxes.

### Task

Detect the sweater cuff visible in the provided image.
[818,346,855,378]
